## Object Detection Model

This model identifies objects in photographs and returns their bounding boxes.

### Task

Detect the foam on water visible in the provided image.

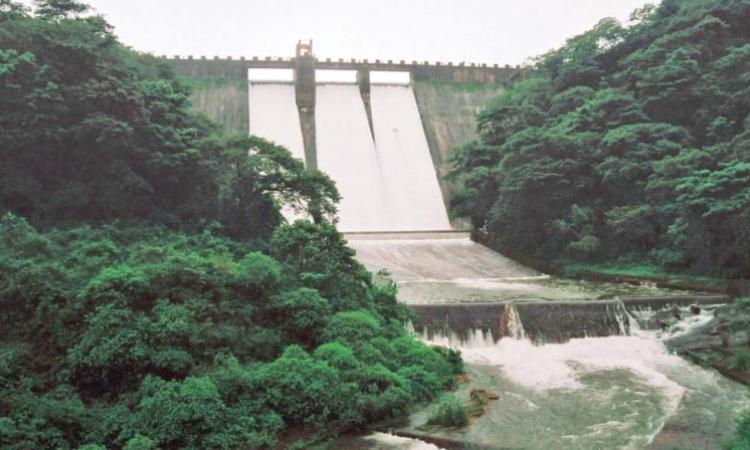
[446,334,685,402]
[366,432,443,450]
[411,316,748,449]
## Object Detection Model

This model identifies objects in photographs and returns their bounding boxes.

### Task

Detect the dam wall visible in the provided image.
[410,295,731,344]
[178,75,249,134]
[166,53,518,222]
[166,55,521,83]
[412,81,505,222]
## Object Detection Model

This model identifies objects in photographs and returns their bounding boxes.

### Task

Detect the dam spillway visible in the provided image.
[248,82,306,161]
[315,83,392,231]
[368,84,451,231]
[249,76,452,232]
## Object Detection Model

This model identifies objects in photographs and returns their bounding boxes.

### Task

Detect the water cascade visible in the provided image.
[315,83,392,231]
[369,84,451,231]
[409,311,748,450]
[245,66,745,450]
[248,83,305,161]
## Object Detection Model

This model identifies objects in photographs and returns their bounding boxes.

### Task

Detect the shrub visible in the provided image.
[427,394,468,427]
[729,348,750,371]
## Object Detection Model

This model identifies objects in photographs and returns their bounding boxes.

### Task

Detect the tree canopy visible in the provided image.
[0,0,338,240]
[0,2,461,448]
[450,0,750,277]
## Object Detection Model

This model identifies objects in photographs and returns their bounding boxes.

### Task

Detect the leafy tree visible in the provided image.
[450,0,750,277]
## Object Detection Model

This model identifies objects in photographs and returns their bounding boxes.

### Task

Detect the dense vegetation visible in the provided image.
[0,1,460,448]
[450,0,750,278]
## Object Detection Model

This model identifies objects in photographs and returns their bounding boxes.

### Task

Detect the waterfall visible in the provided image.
[502,304,526,339]
[315,84,392,232]
[248,83,305,161]
[249,83,309,222]
[369,84,451,231]
[314,83,451,232]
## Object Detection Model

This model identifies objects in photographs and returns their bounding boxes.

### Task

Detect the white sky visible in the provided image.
[23,0,653,65]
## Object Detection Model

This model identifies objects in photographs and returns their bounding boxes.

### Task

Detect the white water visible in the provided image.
[315,83,451,232]
[413,319,748,449]
[366,432,443,450]
[369,85,451,231]
[316,84,392,231]
[248,83,310,222]
[349,237,691,304]
[248,83,305,162]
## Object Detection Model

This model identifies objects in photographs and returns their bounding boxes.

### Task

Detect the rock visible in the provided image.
[455,373,469,384]
[470,389,499,401]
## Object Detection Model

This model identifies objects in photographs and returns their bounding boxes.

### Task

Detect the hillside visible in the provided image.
[0,2,460,448]
[450,0,750,279]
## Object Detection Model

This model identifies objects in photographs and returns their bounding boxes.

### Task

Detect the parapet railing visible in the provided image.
[160,55,523,71]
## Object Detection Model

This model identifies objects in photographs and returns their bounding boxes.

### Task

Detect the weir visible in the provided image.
[409,295,730,345]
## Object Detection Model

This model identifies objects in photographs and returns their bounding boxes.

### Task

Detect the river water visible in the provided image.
[410,319,747,450]
[349,236,693,303]
[333,313,747,450]
[340,236,748,449]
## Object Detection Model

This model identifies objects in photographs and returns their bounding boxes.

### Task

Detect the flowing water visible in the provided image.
[349,237,692,304]
[248,82,309,222]
[248,75,746,449]
[248,83,305,161]
[316,83,392,231]
[405,316,748,450]
[369,85,451,231]
[314,83,451,232]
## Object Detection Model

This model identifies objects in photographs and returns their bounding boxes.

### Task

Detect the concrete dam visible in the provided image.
[167,42,519,229]
[170,44,746,449]
[167,42,726,338]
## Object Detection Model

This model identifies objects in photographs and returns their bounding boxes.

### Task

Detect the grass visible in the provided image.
[559,261,729,292]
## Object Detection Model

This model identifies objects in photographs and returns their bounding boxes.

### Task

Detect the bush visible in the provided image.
[729,348,750,371]
[723,408,750,450]
[427,394,468,427]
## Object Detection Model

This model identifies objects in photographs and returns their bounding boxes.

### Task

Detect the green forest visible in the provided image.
[0,1,461,448]
[450,0,750,279]
[2,0,750,448]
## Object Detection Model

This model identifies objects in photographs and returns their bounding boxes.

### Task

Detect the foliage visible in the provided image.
[0,2,460,448]
[426,394,468,427]
[0,1,338,240]
[724,407,750,450]
[0,216,459,448]
[450,0,750,277]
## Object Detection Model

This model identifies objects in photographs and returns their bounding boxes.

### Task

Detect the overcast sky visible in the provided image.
[26,0,653,65]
